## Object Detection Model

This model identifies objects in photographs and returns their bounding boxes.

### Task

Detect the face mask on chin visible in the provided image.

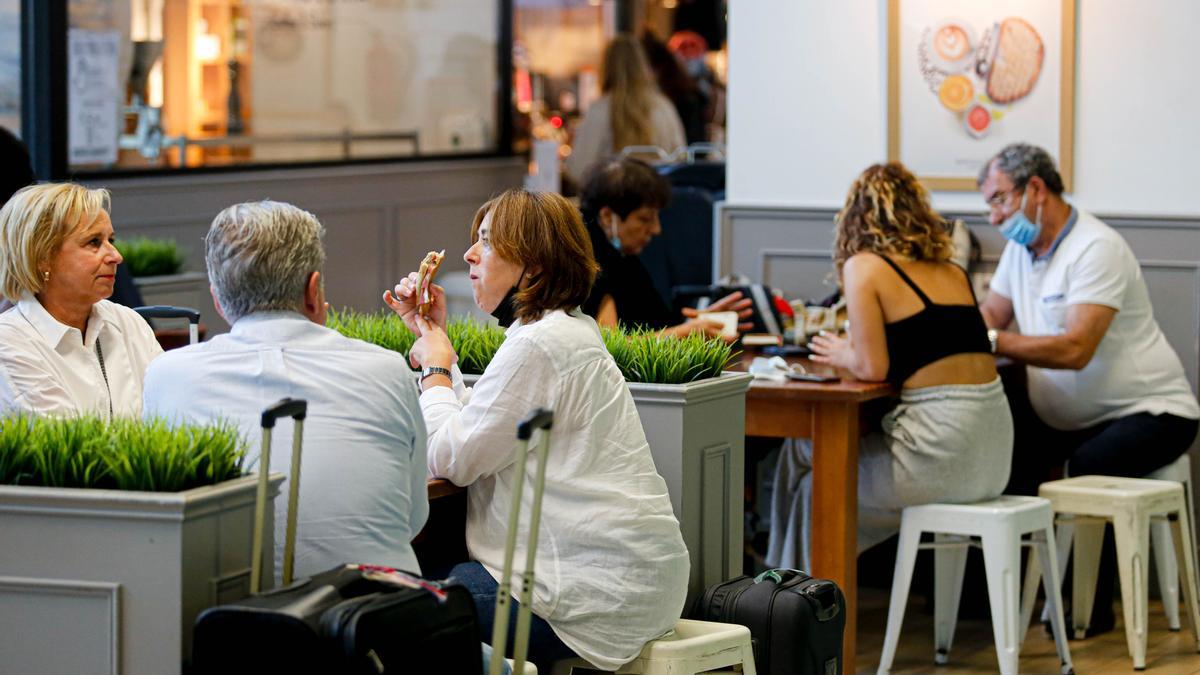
[489,266,526,328]
[998,189,1043,246]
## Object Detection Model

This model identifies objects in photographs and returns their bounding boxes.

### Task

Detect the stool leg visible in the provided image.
[877,523,922,674]
[1170,511,1200,652]
[1020,544,1041,648]
[1152,516,1182,630]
[982,527,1022,675]
[933,533,968,665]
[1071,521,1105,640]
[1036,527,1074,674]
[1042,521,1074,624]
[1112,512,1150,669]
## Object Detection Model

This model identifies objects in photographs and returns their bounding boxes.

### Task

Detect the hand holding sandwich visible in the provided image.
[383,250,448,335]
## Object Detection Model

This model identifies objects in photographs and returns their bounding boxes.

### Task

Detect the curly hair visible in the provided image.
[833,162,953,277]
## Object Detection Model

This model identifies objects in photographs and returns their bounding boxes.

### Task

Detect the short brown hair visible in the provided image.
[0,183,111,301]
[470,190,599,322]
[833,162,953,277]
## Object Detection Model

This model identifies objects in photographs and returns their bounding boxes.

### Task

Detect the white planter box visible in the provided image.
[460,370,753,597]
[133,271,229,335]
[0,474,282,675]
[627,372,753,597]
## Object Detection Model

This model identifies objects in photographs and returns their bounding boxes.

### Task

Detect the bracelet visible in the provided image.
[420,365,452,381]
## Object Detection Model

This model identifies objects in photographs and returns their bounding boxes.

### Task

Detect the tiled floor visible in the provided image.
[856,587,1200,673]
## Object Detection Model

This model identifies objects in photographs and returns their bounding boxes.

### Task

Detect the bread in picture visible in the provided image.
[986,17,1044,104]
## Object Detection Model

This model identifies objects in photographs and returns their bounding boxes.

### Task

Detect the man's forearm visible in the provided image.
[995,330,1092,370]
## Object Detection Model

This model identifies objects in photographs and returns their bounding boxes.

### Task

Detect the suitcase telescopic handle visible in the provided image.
[251,398,308,594]
[516,408,553,440]
[261,398,307,428]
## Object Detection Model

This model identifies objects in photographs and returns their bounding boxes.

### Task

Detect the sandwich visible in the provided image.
[415,249,445,316]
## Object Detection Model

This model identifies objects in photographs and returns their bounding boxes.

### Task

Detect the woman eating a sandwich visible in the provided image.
[382,189,689,673]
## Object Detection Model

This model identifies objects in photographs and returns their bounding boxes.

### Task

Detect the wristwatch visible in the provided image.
[420,365,452,381]
[987,329,999,354]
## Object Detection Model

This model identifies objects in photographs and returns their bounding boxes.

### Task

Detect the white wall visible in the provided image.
[727,0,1200,217]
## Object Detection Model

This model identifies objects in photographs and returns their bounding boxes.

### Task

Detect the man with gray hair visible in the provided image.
[143,200,430,578]
[978,144,1198,633]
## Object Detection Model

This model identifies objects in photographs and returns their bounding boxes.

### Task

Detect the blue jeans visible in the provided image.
[450,561,578,672]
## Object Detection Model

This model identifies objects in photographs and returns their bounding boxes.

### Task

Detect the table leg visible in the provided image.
[810,400,860,673]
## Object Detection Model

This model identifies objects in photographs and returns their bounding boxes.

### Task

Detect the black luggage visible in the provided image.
[191,399,483,674]
[691,569,845,675]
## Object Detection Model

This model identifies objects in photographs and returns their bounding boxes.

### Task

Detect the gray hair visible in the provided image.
[205,201,326,323]
[977,143,1065,195]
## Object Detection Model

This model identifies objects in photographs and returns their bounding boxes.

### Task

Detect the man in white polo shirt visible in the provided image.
[978,143,1199,633]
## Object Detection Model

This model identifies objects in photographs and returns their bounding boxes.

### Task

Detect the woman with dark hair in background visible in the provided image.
[565,34,686,182]
[641,32,707,145]
[579,156,750,339]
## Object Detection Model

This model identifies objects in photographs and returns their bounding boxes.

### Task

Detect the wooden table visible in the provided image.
[735,355,893,672]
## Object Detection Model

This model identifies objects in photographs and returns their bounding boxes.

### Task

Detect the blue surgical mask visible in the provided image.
[998,190,1042,246]
[608,214,622,251]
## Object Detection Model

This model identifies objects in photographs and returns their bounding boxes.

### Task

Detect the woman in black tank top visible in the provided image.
[767,163,1013,572]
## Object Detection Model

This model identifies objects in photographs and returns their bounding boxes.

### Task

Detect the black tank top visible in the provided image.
[876,255,991,387]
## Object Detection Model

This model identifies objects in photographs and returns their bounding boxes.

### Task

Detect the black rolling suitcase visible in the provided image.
[691,569,845,675]
[191,399,483,675]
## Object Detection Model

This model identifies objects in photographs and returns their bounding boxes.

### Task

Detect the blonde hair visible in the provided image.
[0,183,111,301]
[602,34,657,153]
[470,190,599,323]
[833,163,953,277]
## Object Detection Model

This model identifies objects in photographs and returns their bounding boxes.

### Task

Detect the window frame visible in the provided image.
[22,0,514,180]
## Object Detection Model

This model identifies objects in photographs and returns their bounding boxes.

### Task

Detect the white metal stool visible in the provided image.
[558,619,757,675]
[877,496,1074,675]
[1032,475,1200,669]
[1042,455,1198,631]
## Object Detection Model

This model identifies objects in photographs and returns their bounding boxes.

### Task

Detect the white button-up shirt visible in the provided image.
[0,295,162,417]
[142,312,429,578]
[423,309,689,671]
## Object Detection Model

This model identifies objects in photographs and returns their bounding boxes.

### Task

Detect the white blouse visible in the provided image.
[422,309,689,671]
[0,295,162,418]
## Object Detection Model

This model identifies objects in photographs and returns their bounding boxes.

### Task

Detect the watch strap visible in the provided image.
[421,365,453,381]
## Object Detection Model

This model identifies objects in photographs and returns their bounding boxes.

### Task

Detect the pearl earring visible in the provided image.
[42,270,50,282]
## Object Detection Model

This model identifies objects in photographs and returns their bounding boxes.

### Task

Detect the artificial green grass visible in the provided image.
[330,308,735,384]
[0,415,246,492]
[114,237,185,277]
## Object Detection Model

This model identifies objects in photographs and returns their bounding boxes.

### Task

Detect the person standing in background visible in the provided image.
[565,34,686,183]
[641,32,707,146]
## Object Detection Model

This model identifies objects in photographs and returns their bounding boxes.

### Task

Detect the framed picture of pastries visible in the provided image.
[887,0,1076,191]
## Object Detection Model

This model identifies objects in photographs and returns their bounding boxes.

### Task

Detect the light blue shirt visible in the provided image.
[143,311,428,577]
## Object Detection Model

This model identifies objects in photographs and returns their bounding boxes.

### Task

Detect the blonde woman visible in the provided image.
[767,162,1013,570]
[565,34,686,181]
[0,183,161,417]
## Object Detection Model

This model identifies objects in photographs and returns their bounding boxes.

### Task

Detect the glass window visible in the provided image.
[0,0,19,137]
[67,0,502,172]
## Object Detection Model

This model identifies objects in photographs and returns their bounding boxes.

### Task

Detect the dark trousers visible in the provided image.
[450,561,578,672]
[1003,375,1199,623]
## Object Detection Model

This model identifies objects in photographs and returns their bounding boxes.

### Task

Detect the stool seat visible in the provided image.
[553,620,757,675]
[878,496,1073,675]
[1035,474,1200,669]
[1040,475,1184,515]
